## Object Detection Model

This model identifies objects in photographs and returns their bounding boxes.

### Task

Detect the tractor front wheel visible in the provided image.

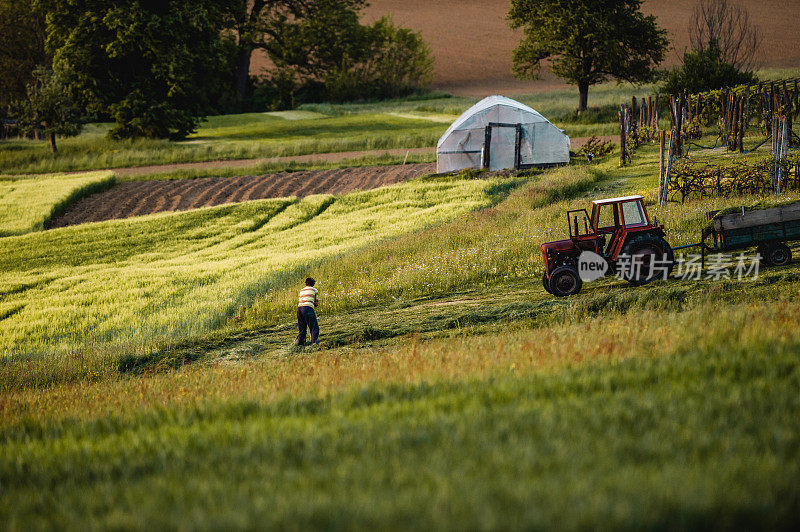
[542,272,552,294]
[620,234,674,285]
[548,266,583,297]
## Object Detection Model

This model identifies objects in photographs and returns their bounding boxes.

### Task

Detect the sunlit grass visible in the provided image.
[0,171,114,236]
[0,175,500,367]
[0,114,444,174]
[1,294,798,529]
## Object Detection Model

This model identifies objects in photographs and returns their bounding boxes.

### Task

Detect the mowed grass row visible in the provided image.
[1,296,798,529]
[0,176,501,372]
[0,171,114,236]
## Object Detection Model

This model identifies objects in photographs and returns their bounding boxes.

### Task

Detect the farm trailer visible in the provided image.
[689,202,800,267]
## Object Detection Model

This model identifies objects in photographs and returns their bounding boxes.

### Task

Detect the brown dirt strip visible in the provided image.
[49,163,437,228]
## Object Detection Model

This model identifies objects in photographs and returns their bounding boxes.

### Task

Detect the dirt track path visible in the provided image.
[111,148,436,178]
[108,136,613,178]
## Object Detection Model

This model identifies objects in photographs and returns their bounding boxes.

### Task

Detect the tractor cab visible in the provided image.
[541,195,673,297]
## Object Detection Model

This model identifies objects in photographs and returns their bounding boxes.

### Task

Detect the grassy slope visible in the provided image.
[2,142,800,527]
[2,68,798,176]
[4,81,800,526]
[0,113,444,175]
[0,171,114,236]
[2,295,799,529]
[0,175,501,370]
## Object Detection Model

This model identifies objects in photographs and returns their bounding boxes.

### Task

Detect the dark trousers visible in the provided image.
[296,306,319,345]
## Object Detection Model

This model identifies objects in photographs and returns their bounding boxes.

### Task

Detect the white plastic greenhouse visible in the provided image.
[436,95,570,173]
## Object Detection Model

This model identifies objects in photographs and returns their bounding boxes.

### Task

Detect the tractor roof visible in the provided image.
[592,195,643,205]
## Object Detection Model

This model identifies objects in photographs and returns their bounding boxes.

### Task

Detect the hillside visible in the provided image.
[3,52,800,526]
[252,0,800,96]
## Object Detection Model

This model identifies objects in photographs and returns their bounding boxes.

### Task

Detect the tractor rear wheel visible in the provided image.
[761,242,792,267]
[548,266,582,297]
[620,234,674,285]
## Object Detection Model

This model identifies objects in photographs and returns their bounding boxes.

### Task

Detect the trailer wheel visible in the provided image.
[542,272,552,294]
[762,243,792,267]
[548,266,582,297]
[620,234,675,285]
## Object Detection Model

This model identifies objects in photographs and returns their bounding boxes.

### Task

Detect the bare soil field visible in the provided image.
[50,163,436,228]
[249,0,800,96]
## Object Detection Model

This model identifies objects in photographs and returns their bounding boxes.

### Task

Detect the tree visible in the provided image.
[663,39,758,94]
[346,16,435,100]
[11,67,82,153]
[690,0,761,72]
[0,0,47,111]
[508,0,668,112]
[44,0,234,139]
[223,0,291,107]
[256,3,434,107]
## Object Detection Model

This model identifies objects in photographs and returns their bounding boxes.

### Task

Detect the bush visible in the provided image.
[663,40,758,94]
[254,16,434,109]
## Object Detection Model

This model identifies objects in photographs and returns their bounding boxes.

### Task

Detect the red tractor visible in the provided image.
[541,195,674,297]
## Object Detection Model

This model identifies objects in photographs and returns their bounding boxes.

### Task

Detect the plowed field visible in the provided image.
[50,163,435,228]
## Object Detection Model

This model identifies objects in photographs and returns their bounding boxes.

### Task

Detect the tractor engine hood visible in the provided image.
[540,239,575,253]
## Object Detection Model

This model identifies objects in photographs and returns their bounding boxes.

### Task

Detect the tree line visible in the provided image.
[0,0,434,149]
[508,0,762,113]
[1,0,763,152]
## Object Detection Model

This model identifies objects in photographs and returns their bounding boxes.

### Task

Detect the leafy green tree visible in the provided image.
[508,0,668,112]
[259,4,434,106]
[44,0,234,139]
[663,39,758,94]
[0,0,47,111]
[223,0,433,109]
[11,67,82,153]
[220,0,309,107]
[354,17,435,100]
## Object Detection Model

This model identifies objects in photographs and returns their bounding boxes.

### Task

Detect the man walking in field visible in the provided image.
[296,277,320,346]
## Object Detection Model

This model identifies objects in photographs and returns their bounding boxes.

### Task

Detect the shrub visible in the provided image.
[663,39,758,95]
[255,16,434,109]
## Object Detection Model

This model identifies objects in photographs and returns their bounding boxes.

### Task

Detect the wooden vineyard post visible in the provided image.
[619,105,627,166]
[658,130,666,205]
[675,92,685,156]
[779,115,789,192]
[664,131,675,204]
[739,94,746,152]
[653,94,659,129]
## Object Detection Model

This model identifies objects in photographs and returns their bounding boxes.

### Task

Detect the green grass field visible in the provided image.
[0,80,667,175]
[0,175,506,388]
[0,171,114,236]
[2,78,800,528]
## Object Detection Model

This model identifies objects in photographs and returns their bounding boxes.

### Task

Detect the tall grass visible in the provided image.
[0,114,444,175]
[1,297,798,529]
[0,171,114,236]
[0,176,501,369]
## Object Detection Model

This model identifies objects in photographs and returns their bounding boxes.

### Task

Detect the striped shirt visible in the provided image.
[298,286,318,308]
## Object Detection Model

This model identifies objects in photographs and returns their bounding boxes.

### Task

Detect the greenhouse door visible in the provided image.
[484,123,521,171]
